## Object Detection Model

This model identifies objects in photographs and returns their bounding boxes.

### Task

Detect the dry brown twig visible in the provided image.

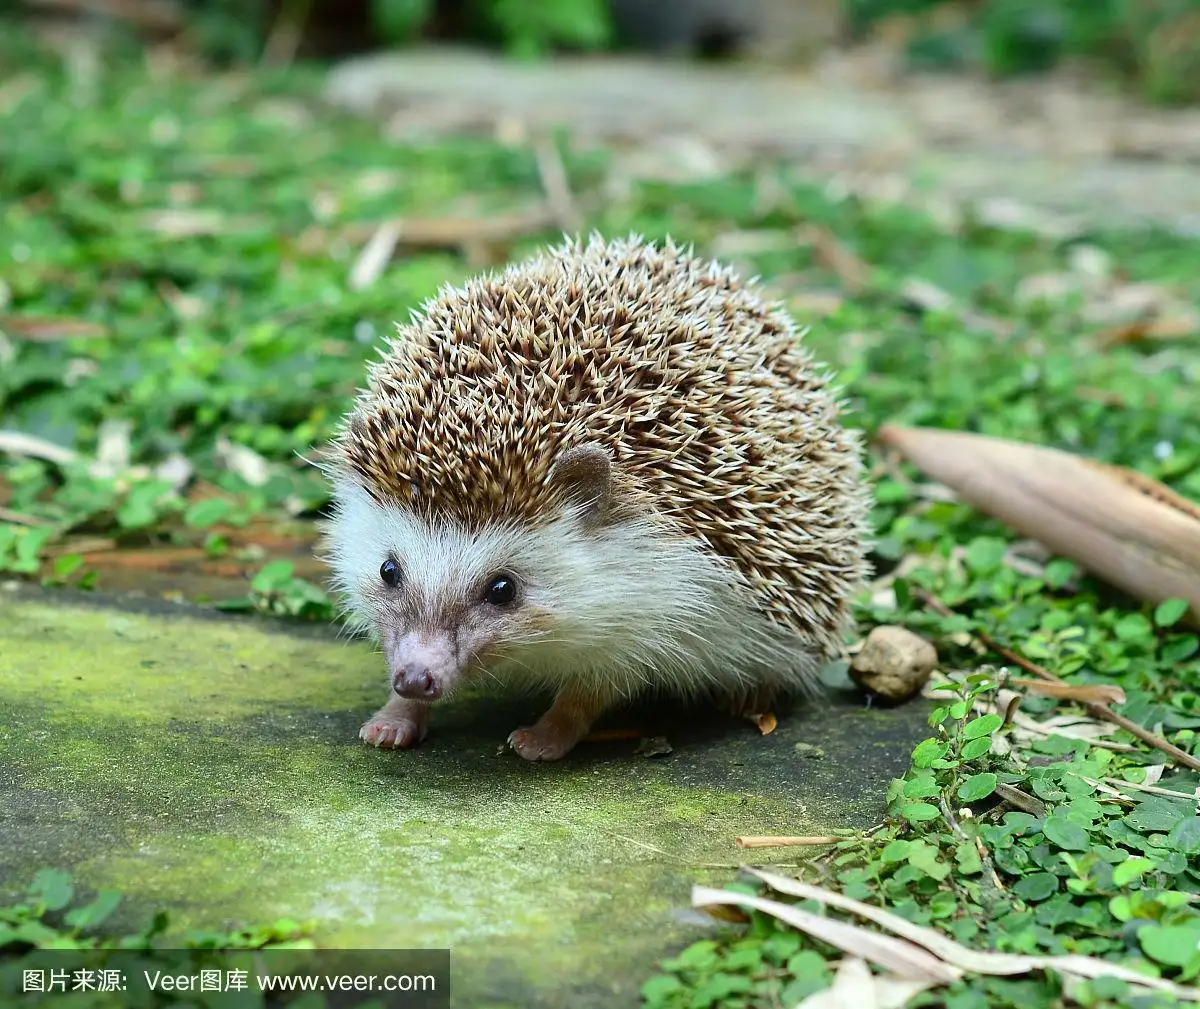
[347,221,403,293]
[532,133,581,234]
[918,588,1200,771]
[0,316,110,342]
[42,537,118,557]
[1008,677,1126,705]
[260,0,311,68]
[331,205,562,279]
[937,795,1005,893]
[1100,777,1199,801]
[735,836,841,849]
[0,508,55,527]
[799,225,871,294]
[992,783,1046,817]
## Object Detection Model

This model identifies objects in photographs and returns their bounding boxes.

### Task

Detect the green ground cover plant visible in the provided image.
[1,29,1198,1009]
[1,869,324,1007]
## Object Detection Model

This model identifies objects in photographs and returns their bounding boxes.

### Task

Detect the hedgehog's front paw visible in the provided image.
[361,717,424,749]
[360,698,429,750]
[508,684,610,761]
[507,724,580,762]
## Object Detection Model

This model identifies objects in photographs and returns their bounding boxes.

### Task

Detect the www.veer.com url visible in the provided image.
[140,971,438,995]
[260,973,437,993]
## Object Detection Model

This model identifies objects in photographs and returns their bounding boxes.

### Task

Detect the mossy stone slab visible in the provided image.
[0,590,930,1007]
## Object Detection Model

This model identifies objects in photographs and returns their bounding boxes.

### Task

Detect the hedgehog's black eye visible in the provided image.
[379,558,402,588]
[482,574,517,607]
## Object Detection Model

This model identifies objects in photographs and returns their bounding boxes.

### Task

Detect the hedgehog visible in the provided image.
[320,234,872,761]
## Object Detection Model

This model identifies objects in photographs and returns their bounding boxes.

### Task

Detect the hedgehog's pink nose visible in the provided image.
[393,668,437,698]
[388,631,456,701]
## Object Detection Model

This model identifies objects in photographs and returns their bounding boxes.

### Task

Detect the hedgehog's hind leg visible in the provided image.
[360,695,430,749]
[507,679,620,761]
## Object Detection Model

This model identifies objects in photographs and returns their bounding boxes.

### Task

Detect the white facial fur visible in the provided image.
[322,473,823,701]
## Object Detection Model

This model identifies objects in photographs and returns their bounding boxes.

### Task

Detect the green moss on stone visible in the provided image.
[1,595,925,1004]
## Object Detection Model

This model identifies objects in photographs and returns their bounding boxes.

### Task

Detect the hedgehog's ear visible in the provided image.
[548,442,612,526]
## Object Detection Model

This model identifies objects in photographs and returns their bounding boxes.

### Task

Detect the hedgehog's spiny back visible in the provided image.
[337,234,870,647]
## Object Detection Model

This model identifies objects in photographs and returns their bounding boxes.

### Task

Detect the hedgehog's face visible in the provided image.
[372,551,553,701]
[331,511,551,701]
[325,446,616,701]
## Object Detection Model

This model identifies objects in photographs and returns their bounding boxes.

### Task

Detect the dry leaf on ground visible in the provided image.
[797,956,938,1009]
[692,885,962,984]
[1009,678,1126,706]
[877,426,1200,627]
[0,430,78,466]
[752,712,778,735]
[737,868,1200,1000]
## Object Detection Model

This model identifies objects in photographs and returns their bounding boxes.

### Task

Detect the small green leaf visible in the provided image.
[640,974,684,1004]
[1154,598,1190,628]
[1044,558,1076,589]
[1162,634,1199,663]
[251,560,295,593]
[690,972,753,1003]
[116,481,174,530]
[911,738,949,768]
[1125,798,1190,833]
[785,949,830,980]
[928,892,956,919]
[13,526,53,573]
[881,840,912,863]
[781,950,831,1004]
[29,869,73,912]
[899,802,941,824]
[184,498,233,529]
[52,553,84,580]
[1003,811,1038,833]
[1111,857,1156,887]
[957,772,997,802]
[1013,873,1058,901]
[965,537,1008,574]
[12,920,60,944]
[955,842,982,875]
[1114,613,1153,642]
[903,775,941,798]
[907,841,952,881]
[1138,924,1200,967]
[1042,813,1090,852]
[1166,816,1200,855]
[962,714,1002,740]
[64,890,122,930]
[959,736,993,761]
[665,940,718,972]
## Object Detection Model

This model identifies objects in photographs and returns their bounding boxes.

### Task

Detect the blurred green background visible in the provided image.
[5,0,1200,104]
